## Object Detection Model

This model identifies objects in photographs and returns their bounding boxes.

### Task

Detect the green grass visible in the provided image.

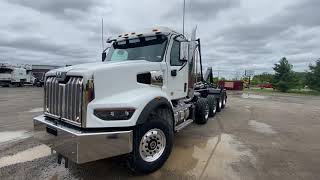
[244,88,320,96]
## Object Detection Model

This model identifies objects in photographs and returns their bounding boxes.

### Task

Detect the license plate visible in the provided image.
[46,126,57,136]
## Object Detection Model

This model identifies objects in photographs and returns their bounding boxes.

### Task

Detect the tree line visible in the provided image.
[251,57,320,92]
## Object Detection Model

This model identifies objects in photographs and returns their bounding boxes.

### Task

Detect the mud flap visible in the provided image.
[57,153,69,168]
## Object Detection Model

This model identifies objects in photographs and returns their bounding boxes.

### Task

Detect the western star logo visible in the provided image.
[56,71,67,82]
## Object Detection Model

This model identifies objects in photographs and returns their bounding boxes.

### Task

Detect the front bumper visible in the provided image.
[33,115,133,164]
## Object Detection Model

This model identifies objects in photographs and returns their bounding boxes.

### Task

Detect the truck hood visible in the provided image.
[46,60,160,78]
[46,60,164,99]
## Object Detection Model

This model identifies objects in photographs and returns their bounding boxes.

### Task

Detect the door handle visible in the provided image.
[171,70,177,76]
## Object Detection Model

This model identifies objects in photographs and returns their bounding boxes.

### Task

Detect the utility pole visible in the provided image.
[182,0,185,35]
[245,70,254,89]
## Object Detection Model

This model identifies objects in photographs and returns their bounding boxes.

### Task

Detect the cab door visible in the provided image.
[165,37,189,100]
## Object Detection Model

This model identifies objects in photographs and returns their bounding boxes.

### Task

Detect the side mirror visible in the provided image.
[102,52,106,62]
[180,41,189,61]
[101,47,110,62]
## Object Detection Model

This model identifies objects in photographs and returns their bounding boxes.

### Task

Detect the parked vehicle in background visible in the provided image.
[219,80,244,90]
[32,76,45,87]
[0,64,26,87]
[33,27,227,174]
[0,63,38,87]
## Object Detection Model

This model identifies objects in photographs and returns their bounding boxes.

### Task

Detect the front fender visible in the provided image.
[86,87,172,128]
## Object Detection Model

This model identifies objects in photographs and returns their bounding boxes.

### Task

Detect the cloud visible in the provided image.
[276,0,320,28]
[164,0,240,21]
[199,0,320,77]
[7,0,102,19]
[0,36,94,65]
[0,0,319,79]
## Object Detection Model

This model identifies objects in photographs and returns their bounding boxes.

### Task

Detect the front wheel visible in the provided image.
[128,108,173,174]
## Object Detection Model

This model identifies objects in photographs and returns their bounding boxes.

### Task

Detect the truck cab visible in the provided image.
[33,27,227,174]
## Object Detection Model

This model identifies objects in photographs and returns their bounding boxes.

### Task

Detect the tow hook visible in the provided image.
[57,153,69,168]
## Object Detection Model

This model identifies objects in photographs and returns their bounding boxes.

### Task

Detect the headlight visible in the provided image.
[94,108,135,120]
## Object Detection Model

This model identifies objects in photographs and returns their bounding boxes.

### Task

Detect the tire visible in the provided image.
[207,95,216,117]
[216,98,222,112]
[221,93,227,109]
[194,98,210,124]
[128,108,173,174]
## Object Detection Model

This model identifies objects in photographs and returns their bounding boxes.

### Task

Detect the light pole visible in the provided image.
[182,0,185,35]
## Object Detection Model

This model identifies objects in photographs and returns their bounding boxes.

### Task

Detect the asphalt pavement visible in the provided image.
[0,87,320,180]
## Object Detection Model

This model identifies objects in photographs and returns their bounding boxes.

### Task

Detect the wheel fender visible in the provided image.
[136,97,174,128]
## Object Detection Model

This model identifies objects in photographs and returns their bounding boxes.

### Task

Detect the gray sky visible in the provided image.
[0,0,319,78]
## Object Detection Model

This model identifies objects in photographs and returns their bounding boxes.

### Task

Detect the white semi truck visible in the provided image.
[33,27,227,173]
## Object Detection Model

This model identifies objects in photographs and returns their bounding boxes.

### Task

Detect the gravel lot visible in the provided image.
[0,87,320,180]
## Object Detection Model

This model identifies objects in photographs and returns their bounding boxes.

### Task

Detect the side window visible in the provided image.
[170,40,183,66]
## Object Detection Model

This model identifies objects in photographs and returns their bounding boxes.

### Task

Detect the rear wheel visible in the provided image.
[128,108,173,174]
[195,98,209,124]
[216,98,222,112]
[207,95,216,117]
[221,94,227,109]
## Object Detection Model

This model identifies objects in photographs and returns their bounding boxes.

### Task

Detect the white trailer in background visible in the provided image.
[0,63,35,87]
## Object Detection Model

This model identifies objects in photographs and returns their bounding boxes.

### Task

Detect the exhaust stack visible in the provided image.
[187,27,198,99]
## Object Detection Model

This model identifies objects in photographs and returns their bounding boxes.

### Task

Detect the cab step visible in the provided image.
[175,119,193,132]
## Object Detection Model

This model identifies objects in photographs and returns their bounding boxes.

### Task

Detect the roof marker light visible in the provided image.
[152,28,159,32]
[131,32,136,35]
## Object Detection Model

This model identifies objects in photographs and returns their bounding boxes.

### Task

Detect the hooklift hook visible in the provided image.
[57,153,69,168]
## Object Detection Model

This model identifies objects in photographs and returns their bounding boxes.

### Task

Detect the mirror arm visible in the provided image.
[178,61,187,71]
[174,34,187,41]
[103,46,110,53]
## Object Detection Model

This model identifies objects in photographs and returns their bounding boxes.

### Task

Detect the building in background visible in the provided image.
[31,65,60,81]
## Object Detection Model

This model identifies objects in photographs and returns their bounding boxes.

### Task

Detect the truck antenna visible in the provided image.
[101,18,104,51]
[182,0,185,35]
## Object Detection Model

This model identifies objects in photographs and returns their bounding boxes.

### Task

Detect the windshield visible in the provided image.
[106,35,167,62]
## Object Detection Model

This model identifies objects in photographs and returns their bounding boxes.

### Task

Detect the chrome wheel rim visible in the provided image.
[213,105,216,114]
[205,103,209,119]
[219,100,222,108]
[223,99,226,105]
[139,128,166,162]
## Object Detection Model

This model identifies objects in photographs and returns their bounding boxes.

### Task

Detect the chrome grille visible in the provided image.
[45,76,83,126]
